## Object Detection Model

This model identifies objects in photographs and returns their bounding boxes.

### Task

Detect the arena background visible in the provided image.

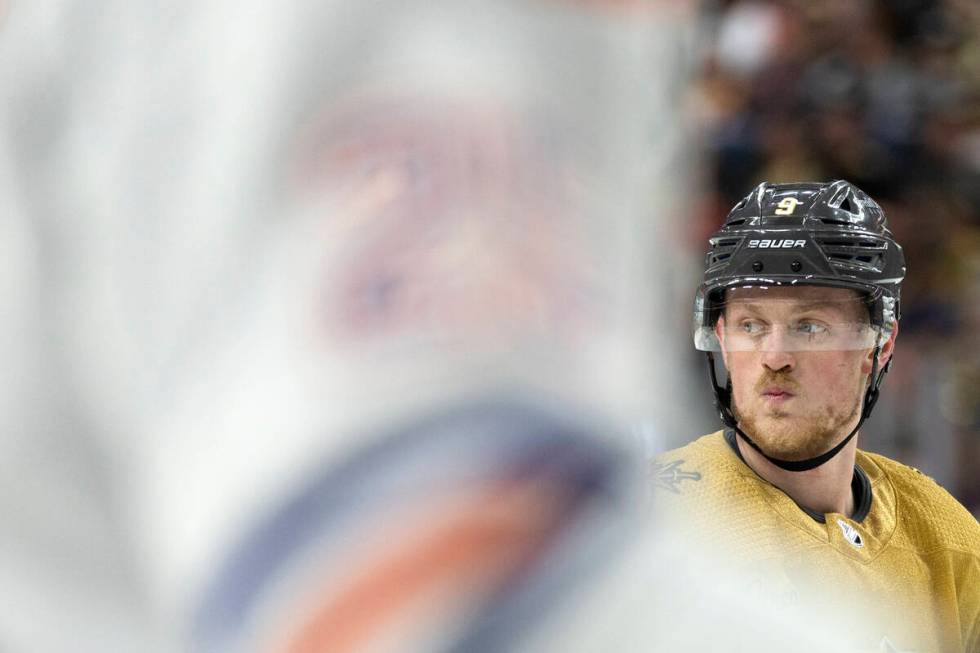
[0,0,977,651]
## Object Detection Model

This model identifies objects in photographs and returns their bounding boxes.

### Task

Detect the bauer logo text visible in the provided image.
[747,239,806,249]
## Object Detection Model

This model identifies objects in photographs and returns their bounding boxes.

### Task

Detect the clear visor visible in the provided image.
[694,290,890,352]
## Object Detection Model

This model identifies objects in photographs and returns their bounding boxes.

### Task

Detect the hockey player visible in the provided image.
[653,180,980,652]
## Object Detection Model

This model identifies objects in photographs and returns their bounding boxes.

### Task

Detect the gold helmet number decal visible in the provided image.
[774,197,801,215]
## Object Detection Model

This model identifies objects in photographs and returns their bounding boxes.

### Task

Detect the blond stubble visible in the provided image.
[732,371,864,461]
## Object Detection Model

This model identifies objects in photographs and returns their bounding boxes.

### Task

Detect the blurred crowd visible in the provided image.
[688,0,980,514]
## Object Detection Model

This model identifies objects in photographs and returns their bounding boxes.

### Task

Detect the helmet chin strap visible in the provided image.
[705,346,890,473]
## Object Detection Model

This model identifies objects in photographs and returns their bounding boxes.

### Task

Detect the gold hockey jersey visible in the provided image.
[652,431,980,653]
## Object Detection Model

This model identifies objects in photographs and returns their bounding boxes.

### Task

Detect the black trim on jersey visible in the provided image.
[851,465,872,523]
[724,430,872,524]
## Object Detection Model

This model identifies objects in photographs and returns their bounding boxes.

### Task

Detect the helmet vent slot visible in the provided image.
[706,237,741,268]
[818,238,885,249]
[819,216,856,225]
[815,236,887,273]
[838,197,855,213]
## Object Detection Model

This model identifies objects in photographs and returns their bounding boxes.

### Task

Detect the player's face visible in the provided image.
[717,286,890,461]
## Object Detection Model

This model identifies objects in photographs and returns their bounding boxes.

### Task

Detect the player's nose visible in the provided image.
[760,338,796,372]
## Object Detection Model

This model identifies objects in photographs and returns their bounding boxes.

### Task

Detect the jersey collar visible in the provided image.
[723,429,872,524]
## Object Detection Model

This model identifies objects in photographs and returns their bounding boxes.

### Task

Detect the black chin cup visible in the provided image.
[704,348,888,472]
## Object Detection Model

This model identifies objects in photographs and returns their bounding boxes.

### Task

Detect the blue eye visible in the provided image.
[739,320,766,335]
[795,321,828,336]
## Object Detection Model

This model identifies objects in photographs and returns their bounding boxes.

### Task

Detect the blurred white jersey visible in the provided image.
[0,1,716,651]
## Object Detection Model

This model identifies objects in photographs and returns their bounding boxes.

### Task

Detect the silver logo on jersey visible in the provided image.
[650,459,701,494]
[836,518,863,548]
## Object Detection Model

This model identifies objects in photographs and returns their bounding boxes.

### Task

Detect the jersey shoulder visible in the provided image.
[651,431,731,491]
[860,450,980,554]
[649,430,755,505]
[650,431,804,560]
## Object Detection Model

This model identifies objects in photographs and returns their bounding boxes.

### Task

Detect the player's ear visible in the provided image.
[878,321,898,365]
[865,321,898,372]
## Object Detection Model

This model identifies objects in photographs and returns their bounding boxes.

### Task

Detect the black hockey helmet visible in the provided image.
[694,180,905,352]
[694,180,906,472]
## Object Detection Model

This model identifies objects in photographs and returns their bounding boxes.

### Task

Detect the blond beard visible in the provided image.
[731,375,864,462]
